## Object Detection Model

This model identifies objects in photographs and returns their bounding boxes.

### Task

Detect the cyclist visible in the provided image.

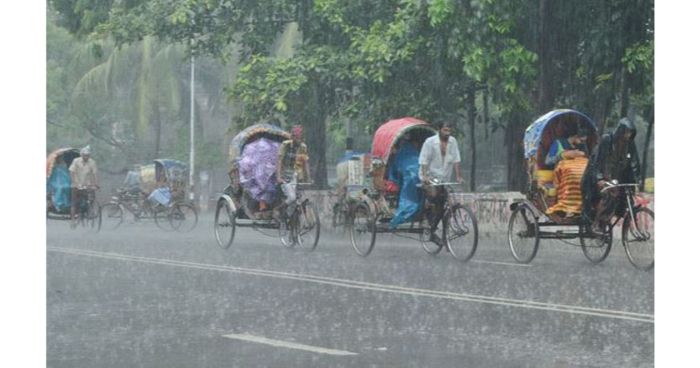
[69,145,99,228]
[275,125,311,218]
[582,118,641,229]
[419,120,463,245]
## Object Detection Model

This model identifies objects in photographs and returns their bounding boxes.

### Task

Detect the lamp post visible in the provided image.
[189,54,195,201]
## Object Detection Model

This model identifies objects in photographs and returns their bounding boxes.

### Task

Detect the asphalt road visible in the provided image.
[47,214,653,367]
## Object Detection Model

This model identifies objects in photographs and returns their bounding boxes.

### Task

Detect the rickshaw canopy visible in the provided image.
[371,117,435,162]
[523,109,597,162]
[154,159,188,184]
[229,123,291,163]
[46,147,80,178]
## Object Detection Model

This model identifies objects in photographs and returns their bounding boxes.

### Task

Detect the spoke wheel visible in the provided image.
[420,220,443,255]
[279,207,296,248]
[169,203,198,232]
[85,199,101,232]
[623,207,654,271]
[580,223,613,264]
[214,200,236,250]
[508,204,540,264]
[350,203,376,257]
[445,205,479,262]
[100,202,124,230]
[154,207,172,231]
[297,202,320,252]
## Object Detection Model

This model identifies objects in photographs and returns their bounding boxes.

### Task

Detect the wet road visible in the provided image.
[47,215,653,367]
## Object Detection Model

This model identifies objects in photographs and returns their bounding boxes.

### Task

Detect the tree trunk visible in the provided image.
[305,81,328,188]
[505,111,527,192]
[153,102,161,158]
[483,88,490,141]
[620,67,630,119]
[537,0,554,113]
[467,88,477,192]
[640,107,654,184]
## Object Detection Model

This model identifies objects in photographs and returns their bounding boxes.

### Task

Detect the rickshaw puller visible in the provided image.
[69,145,99,228]
[582,118,641,229]
[276,125,311,218]
[419,121,463,245]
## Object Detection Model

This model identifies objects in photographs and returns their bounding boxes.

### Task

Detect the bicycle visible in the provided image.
[278,181,321,252]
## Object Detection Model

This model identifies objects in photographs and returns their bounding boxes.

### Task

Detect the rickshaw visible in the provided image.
[347,117,478,261]
[507,109,654,269]
[101,159,198,231]
[46,147,101,230]
[214,124,321,251]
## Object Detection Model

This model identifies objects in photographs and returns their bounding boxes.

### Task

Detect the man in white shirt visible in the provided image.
[69,145,99,227]
[418,121,463,245]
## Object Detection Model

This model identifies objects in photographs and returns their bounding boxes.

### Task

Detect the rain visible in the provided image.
[43,1,656,367]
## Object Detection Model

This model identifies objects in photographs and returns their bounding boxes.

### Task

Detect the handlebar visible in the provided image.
[416,182,461,188]
[600,181,637,194]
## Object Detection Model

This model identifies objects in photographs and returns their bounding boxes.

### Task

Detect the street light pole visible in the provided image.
[189,54,195,201]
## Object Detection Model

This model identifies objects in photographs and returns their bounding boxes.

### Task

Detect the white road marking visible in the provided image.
[47,247,654,323]
[222,333,357,356]
[471,259,530,267]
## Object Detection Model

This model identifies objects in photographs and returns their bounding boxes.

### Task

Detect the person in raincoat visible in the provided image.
[581,118,641,227]
[388,134,423,229]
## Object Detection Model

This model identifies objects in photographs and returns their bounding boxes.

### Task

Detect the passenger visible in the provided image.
[545,127,589,168]
[47,156,71,212]
[389,134,423,229]
[545,128,590,218]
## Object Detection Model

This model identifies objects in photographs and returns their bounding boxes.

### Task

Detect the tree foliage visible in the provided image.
[49,0,654,189]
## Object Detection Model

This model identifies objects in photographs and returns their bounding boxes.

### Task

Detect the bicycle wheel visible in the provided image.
[420,219,443,255]
[297,202,321,252]
[214,200,236,249]
[445,204,479,262]
[580,223,613,264]
[279,211,296,248]
[508,204,540,264]
[154,207,172,231]
[100,202,124,230]
[622,207,654,271]
[350,202,376,257]
[85,199,101,232]
[169,203,198,232]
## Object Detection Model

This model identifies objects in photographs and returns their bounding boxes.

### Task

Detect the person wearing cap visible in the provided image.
[69,145,99,227]
[582,118,641,227]
[418,120,463,245]
[275,125,311,216]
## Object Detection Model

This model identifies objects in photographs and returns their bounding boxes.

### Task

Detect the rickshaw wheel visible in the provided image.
[508,203,540,264]
[445,205,479,262]
[622,207,654,271]
[297,202,320,252]
[580,222,613,264]
[279,210,297,248]
[154,207,172,231]
[350,202,376,257]
[214,200,236,250]
[100,202,124,230]
[169,203,198,232]
[85,199,101,232]
[420,223,443,255]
